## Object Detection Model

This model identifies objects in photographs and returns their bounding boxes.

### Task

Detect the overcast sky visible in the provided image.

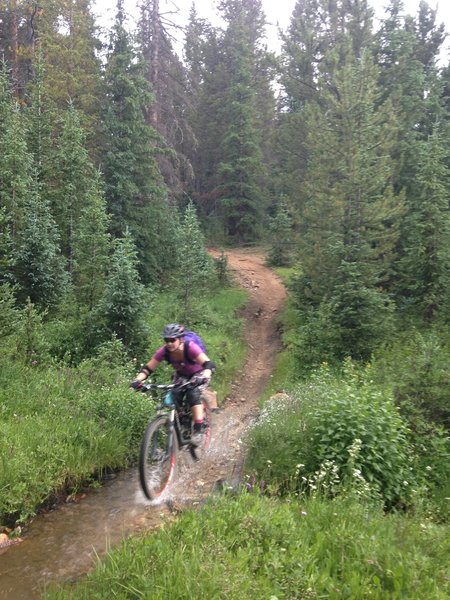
[93,0,450,58]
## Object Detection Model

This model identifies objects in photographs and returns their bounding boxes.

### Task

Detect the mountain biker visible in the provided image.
[131,323,216,446]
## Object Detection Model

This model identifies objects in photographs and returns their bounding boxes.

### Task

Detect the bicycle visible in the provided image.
[138,378,211,501]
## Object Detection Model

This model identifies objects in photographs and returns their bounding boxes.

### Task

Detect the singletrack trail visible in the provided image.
[0,248,286,599]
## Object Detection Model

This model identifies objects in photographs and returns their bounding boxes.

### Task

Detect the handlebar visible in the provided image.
[140,377,209,393]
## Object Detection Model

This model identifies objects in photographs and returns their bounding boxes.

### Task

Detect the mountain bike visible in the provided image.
[138,378,211,501]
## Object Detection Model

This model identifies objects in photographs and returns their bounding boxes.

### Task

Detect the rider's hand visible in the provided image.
[130,380,143,390]
[192,375,209,387]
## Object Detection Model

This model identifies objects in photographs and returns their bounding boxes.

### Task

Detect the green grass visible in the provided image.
[0,360,150,525]
[46,493,449,599]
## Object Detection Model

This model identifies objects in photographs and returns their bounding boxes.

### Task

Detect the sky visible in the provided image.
[93,0,450,59]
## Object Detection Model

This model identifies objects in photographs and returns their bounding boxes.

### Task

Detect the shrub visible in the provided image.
[372,327,450,427]
[245,363,414,508]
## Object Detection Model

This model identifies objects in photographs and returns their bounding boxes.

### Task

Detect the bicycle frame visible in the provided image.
[138,379,211,500]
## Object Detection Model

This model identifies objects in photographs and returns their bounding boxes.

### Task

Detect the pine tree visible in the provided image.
[13,175,68,309]
[0,100,34,239]
[31,0,103,128]
[72,171,111,310]
[395,122,450,321]
[101,0,175,284]
[138,0,195,199]
[174,201,212,320]
[267,198,294,267]
[293,49,401,362]
[276,0,374,214]
[95,230,148,354]
[214,0,271,241]
[48,103,98,274]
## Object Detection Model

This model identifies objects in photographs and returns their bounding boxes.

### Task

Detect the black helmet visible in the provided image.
[162,323,185,339]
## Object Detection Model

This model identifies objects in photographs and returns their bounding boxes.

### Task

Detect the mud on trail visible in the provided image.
[0,249,285,600]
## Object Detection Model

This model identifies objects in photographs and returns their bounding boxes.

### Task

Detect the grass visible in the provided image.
[46,492,449,599]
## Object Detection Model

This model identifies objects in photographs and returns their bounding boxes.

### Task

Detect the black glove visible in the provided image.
[130,380,143,390]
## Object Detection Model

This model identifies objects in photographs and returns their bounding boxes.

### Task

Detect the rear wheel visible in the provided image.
[139,415,177,500]
[190,399,212,461]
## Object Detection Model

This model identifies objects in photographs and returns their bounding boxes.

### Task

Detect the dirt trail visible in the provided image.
[0,248,286,599]
[171,247,287,500]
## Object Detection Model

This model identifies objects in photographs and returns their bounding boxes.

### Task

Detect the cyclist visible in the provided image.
[131,323,216,446]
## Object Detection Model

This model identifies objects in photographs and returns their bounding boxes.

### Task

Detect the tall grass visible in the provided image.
[46,493,449,599]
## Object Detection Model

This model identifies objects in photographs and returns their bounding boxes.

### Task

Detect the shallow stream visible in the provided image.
[0,468,163,599]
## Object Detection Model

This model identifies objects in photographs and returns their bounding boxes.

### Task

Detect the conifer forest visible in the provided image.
[1,0,450,358]
[1,0,450,546]
[1,3,450,597]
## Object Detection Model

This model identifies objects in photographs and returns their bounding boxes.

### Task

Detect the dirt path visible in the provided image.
[169,247,286,502]
[0,248,286,599]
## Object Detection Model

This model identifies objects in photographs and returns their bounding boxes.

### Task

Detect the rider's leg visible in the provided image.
[187,387,204,427]
[187,388,205,446]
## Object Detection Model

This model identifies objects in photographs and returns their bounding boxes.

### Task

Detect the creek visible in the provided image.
[0,469,163,599]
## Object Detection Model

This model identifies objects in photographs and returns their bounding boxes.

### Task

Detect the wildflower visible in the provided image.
[301,511,307,516]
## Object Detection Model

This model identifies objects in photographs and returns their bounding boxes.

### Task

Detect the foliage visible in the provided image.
[173,201,214,320]
[0,357,150,525]
[266,198,294,267]
[46,493,450,600]
[13,183,68,310]
[371,327,450,428]
[101,5,175,284]
[246,363,415,508]
[94,231,149,356]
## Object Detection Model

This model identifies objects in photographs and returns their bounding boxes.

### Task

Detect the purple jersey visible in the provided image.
[153,341,204,376]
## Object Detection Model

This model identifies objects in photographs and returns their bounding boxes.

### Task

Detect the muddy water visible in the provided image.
[0,411,249,600]
[0,469,165,599]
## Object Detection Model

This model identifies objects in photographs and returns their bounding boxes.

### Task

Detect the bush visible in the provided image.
[372,327,450,427]
[245,363,414,508]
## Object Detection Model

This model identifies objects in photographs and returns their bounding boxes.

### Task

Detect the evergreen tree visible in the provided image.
[72,171,111,310]
[214,0,271,240]
[0,208,13,284]
[293,49,401,362]
[267,198,294,267]
[102,0,175,284]
[395,123,450,321]
[31,0,104,130]
[24,49,56,185]
[138,0,195,199]
[95,230,148,354]
[0,100,33,239]
[48,103,98,273]
[276,0,374,214]
[174,201,212,320]
[13,175,67,309]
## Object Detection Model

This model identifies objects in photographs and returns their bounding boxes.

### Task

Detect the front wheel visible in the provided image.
[139,415,177,500]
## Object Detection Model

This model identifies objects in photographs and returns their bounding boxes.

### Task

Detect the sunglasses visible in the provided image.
[164,337,177,343]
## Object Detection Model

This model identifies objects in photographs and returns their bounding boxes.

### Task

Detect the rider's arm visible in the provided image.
[135,356,161,383]
[195,352,216,378]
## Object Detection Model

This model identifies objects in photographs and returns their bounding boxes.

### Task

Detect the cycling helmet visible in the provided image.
[162,323,185,339]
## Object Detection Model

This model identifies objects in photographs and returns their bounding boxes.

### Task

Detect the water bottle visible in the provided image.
[164,391,173,406]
